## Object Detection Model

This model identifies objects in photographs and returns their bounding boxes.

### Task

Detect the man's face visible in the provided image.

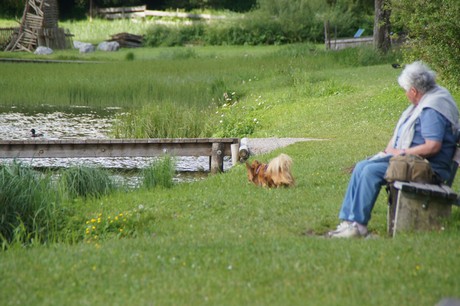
[405,87,420,105]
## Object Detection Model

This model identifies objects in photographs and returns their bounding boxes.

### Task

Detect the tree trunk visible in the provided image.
[324,20,331,50]
[374,0,392,53]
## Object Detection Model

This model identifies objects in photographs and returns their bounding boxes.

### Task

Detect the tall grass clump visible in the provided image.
[112,103,213,138]
[141,155,176,189]
[144,23,206,47]
[0,162,61,246]
[327,45,399,67]
[59,166,115,199]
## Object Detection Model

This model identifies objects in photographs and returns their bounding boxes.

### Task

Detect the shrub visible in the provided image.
[206,18,288,45]
[144,23,206,47]
[125,52,135,61]
[392,0,460,87]
[211,92,264,137]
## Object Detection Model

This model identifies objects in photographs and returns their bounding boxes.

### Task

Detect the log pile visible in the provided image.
[108,33,143,48]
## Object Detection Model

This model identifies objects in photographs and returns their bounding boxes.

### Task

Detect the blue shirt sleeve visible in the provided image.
[419,108,447,142]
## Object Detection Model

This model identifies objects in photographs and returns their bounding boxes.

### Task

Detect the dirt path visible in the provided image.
[246,138,325,155]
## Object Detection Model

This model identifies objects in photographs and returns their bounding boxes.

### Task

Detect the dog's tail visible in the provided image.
[266,153,294,186]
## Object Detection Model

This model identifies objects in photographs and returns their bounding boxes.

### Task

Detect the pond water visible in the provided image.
[0,105,232,182]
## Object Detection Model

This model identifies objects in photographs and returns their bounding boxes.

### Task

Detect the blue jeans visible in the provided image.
[338,156,392,225]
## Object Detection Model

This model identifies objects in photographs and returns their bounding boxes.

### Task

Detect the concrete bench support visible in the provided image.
[387,181,458,237]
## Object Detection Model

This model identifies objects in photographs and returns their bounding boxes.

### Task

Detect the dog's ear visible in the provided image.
[245,161,251,170]
[245,161,255,181]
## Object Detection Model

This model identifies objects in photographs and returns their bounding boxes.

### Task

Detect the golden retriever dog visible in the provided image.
[245,153,295,188]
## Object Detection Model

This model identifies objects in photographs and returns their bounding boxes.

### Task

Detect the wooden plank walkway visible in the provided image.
[0,138,240,173]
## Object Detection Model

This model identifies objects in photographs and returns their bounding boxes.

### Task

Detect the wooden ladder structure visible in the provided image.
[5,0,66,52]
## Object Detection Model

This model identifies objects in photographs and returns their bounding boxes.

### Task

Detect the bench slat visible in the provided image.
[393,181,458,203]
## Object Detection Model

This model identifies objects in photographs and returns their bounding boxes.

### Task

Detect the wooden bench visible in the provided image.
[387,148,460,237]
[387,181,459,236]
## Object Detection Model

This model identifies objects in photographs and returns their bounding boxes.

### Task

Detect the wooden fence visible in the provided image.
[325,37,374,50]
[97,5,226,20]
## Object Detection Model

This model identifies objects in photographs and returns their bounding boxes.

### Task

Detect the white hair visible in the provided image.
[397,61,436,93]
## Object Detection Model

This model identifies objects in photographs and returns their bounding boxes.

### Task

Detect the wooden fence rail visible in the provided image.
[0,138,240,174]
[97,5,226,20]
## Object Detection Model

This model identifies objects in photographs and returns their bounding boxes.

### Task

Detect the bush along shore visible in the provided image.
[0,158,175,248]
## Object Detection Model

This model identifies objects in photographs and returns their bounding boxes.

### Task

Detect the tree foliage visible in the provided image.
[319,0,374,38]
[0,0,26,18]
[392,0,460,87]
[0,0,256,19]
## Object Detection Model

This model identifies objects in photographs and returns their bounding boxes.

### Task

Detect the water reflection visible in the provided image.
[0,105,232,175]
[0,105,116,140]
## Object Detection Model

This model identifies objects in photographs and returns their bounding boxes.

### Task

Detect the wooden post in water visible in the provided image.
[210,142,224,174]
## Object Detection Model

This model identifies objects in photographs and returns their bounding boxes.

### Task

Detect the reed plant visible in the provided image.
[141,155,176,189]
[58,166,115,199]
[0,162,61,247]
[112,102,213,138]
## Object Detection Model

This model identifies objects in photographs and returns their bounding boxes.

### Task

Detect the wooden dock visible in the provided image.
[0,138,240,174]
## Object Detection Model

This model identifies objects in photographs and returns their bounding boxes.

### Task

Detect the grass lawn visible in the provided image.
[1,42,459,305]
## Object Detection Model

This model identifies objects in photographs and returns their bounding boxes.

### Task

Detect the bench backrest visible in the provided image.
[446,148,460,186]
[445,130,460,186]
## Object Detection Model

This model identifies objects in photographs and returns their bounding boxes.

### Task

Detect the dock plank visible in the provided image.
[0,138,240,173]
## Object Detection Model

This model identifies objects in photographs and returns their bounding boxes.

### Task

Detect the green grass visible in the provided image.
[0,43,399,138]
[1,41,460,305]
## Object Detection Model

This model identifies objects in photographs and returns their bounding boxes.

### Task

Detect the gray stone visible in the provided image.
[79,44,95,54]
[97,41,120,52]
[73,41,95,53]
[34,46,53,55]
